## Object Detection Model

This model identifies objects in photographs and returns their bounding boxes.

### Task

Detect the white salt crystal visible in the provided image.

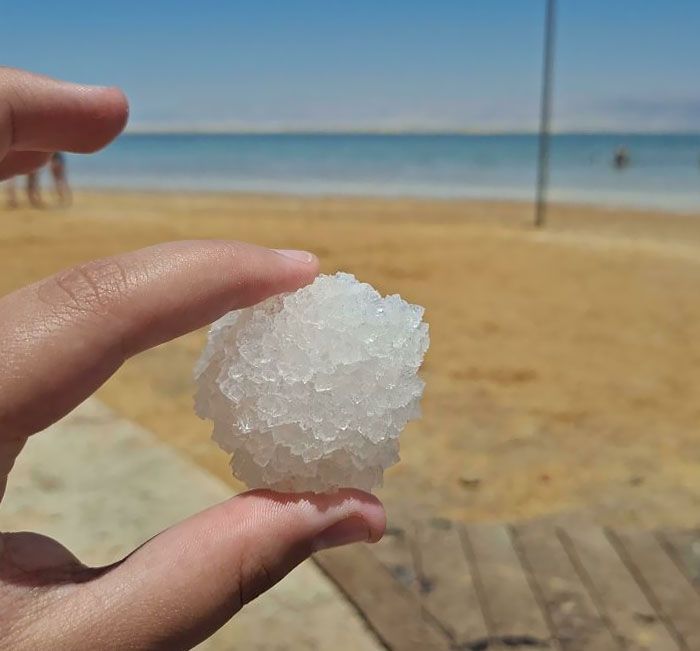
[194,272,429,492]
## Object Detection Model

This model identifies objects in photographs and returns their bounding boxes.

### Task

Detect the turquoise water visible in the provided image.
[66,133,700,212]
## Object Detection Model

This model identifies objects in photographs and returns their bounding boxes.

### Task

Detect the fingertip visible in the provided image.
[241,487,386,544]
[71,85,129,153]
[271,249,320,284]
[284,253,320,290]
[219,241,319,300]
[101,85,130,129]
[325,488,386,543]
[361,495,387,543]
[183,239,319,307]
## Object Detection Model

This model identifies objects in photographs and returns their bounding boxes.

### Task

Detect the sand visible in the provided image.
[2,190,700,527]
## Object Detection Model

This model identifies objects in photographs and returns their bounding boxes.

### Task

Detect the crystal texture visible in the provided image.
[194,272,429,492]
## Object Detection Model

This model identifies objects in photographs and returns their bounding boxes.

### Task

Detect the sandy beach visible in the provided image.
[2,190,700,528]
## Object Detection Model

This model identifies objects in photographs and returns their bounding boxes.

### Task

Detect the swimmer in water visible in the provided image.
[613,147,630,169]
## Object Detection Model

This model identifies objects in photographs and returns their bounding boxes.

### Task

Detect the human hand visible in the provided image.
[0,69,385,650]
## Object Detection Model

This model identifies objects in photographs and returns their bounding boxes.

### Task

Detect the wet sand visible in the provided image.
[2,190,700,527]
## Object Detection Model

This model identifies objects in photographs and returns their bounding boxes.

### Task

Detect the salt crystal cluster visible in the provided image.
[194,272,429,492]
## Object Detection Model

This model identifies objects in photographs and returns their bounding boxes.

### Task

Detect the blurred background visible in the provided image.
[2,0,700,535]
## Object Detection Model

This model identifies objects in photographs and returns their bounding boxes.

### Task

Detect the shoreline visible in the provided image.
[68,185,700,218]
[63,130,700,214]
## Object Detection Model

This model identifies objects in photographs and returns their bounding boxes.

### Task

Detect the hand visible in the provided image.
[0,68,385,650]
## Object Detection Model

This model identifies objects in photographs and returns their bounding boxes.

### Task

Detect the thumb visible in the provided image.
[87,489,385,650]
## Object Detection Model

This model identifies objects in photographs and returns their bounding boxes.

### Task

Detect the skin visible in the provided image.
[0,67,386,650]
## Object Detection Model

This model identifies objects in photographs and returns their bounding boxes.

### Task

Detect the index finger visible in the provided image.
[0,241,319,443]
[0,67,128,155]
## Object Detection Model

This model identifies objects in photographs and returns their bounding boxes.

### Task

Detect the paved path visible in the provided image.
[0,398,382,651]
[316,517,700,651]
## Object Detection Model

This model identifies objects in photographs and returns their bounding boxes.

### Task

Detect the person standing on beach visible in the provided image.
[2,175,38,208]
[2,172,43,208]
[3,177,18,208]
[3,153,71,208]
[49,151,71,205]
[26,169,43,207]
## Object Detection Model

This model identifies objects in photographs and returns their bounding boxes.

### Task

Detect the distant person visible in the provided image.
[26,169,43,207]
[3,173,43,208]
[4,177,18,208]
[613,147,630,169]
[4,153,71,209]
[50,151,71,205]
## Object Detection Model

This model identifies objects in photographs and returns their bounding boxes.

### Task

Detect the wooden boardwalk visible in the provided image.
[314,519,700,651]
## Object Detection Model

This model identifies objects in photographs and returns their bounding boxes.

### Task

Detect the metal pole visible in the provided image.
[534,0,557,228]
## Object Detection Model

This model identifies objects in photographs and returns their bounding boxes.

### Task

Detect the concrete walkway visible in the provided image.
[0,399,381,651]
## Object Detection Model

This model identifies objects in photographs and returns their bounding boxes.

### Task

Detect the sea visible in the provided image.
[65,133,700,213]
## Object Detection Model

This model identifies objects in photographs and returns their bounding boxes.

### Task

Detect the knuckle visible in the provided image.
[44,258,131,318]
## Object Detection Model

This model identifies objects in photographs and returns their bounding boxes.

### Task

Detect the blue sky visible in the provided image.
[3,1,700,132]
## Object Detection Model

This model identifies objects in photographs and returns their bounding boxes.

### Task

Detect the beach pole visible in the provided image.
[534,0,557,228]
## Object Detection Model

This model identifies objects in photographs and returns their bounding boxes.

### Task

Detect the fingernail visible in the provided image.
[274,249,315,263]
[312,516,370,551]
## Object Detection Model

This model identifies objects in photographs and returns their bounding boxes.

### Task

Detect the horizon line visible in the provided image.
[123,126,700,137]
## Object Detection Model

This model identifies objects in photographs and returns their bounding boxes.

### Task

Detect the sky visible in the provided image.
[3,1,700,133]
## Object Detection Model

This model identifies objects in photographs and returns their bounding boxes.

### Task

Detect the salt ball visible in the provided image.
[194,272,429,492]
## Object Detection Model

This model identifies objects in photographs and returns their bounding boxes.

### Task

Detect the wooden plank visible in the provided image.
[562,526,680,651]
[372,522,419,593]
[513,522,619,651]
[658,529,700,592]
[463,523,553,649]
[314,544,451,651]
[611,528,700,650]
[412,519,488,647]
